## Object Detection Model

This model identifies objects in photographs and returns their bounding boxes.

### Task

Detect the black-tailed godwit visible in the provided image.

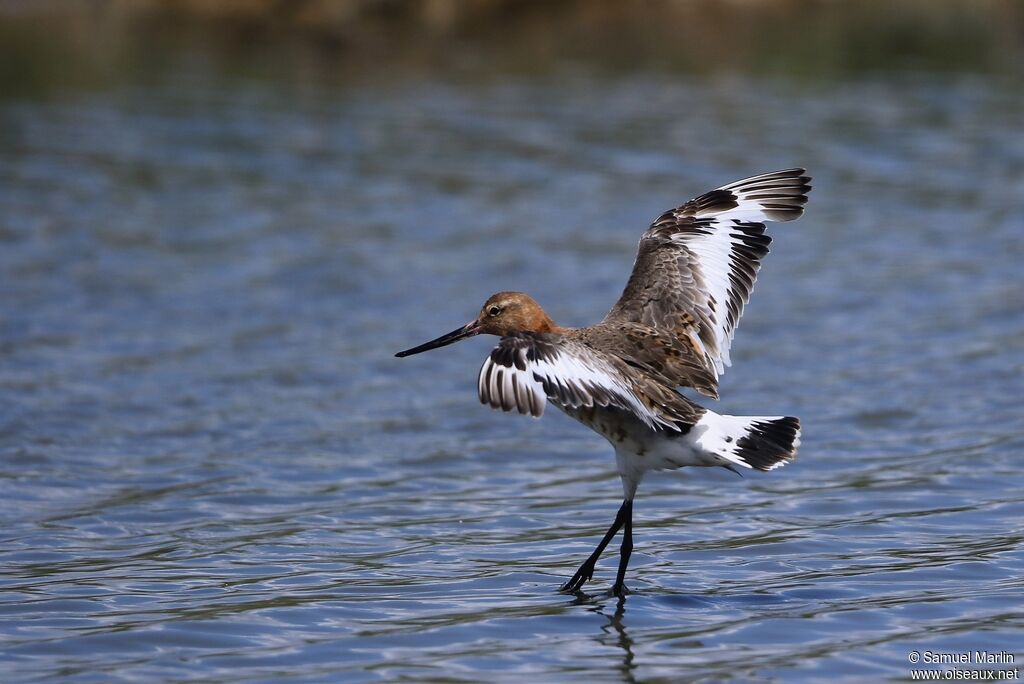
[396,168,811,596]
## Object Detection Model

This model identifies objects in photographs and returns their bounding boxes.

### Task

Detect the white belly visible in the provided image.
[561,405,730,498]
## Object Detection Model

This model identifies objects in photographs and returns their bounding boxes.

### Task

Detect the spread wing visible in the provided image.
[604,168,811,389]
[477,332,698,431]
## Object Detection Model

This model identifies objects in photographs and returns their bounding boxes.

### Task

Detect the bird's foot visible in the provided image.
[560,564,595,593]
[608,582,630,598]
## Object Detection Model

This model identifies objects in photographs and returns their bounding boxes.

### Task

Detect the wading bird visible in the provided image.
[396,169,810,596]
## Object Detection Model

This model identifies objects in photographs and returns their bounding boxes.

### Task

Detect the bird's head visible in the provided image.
[395,291,557,357]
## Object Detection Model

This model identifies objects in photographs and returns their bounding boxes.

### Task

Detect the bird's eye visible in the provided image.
[488,305,501,317]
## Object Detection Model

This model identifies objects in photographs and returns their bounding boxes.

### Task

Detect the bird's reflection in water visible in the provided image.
[593,596,637,684]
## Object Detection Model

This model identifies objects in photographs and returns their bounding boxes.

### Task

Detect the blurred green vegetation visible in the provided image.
[0,0,1021,97]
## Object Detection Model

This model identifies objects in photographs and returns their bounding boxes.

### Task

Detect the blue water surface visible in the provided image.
[1,12,1022,683]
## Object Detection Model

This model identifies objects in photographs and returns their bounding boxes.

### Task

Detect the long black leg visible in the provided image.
[560,499,631,593]
[610,500,634,597]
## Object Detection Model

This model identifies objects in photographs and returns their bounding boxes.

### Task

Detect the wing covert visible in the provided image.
[478,332,690,431]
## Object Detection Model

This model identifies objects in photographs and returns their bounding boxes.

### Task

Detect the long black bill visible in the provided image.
[395,322,480,357]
